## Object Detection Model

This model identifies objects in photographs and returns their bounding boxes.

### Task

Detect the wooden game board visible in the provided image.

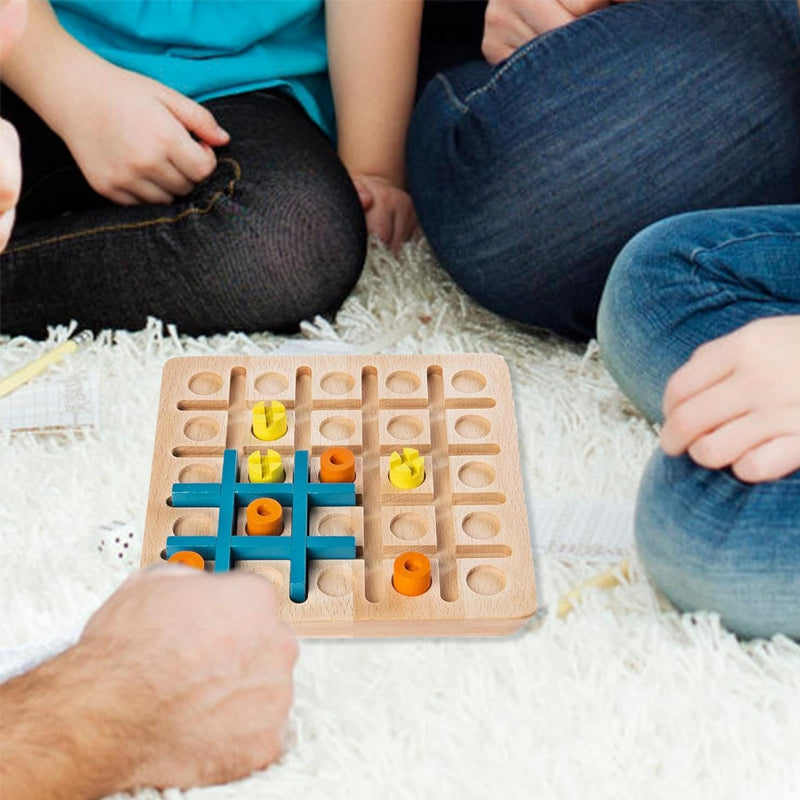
[141,355,537,636]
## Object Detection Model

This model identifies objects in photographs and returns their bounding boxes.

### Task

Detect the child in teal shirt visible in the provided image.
[52,0,336,133]
[1,0,421,336]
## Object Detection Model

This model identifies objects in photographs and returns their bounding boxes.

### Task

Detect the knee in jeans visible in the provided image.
[215,184,366,332]
[598,215,700,421]
[600,208,724,336]
[599,216,683,348]
[635,450,799,639]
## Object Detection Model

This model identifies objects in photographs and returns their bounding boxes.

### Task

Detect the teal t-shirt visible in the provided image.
[51,0,334,136]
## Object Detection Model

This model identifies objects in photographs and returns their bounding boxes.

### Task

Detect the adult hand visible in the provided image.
[482,0,625,65]
[1,567,298,798]
[81,567,298,790]
[352,173,419,254]
[660,315,800,483]
[57,61,230,205]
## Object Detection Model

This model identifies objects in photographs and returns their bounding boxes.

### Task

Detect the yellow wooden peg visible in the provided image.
[389,447,425,489]
[248,449,285,483]
[252,400,287,441]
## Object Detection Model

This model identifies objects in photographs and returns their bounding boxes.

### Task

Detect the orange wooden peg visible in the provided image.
[392,551,432,596]
[319,447,356,483]
[168,550,205,570]
[246,497,284,536]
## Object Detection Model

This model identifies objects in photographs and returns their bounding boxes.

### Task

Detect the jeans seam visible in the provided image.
[689,231,800,303]
[463,36,541,107]
[434,73,469,114]
[6,157,242,257]
[689,230,800,259]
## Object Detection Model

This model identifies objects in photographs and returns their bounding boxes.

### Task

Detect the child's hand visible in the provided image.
[660,316,800,483]
[351,174,418,254]
[482,0,618,64]
[58,63,230,205]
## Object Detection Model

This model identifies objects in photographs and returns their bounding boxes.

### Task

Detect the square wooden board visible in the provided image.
[141,354,537,636]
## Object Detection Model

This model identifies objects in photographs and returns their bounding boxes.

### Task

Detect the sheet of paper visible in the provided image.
[529,497,635,560]
[0,372,100,431]
[271,339,365,356]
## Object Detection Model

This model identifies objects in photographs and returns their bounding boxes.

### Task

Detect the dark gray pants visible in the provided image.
[1,90,366,337]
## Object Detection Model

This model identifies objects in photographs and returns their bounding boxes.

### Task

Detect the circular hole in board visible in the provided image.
[385,370,421,395]
[320,371,355,395]
[187,371,223,395]
[386,415,423,440]
[451,370,487,394]
[319,416,356,441]
[173,514,214,536]
[454,414,491,440]
[317,567,352,597]
[458,462,496,489]
[317,513,355,536]
[389,512,428,541]
[254,371,289,394]
[466,565,506,596]
[183,417,220,442]
[461,512,501,540]
[177,464,216,483]
[258,566,284,590]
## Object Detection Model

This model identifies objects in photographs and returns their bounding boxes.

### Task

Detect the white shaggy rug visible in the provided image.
[1,242,799,800]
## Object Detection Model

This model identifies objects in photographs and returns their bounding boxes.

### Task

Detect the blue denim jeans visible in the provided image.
[407,0,800,341]
[597,205,800,639]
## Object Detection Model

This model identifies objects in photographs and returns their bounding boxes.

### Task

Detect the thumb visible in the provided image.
[162,90,230,147]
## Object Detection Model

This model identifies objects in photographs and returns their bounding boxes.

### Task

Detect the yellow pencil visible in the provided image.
[0,331,92,400]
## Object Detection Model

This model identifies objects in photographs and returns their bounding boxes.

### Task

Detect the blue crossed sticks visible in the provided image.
[165,449,357,602]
